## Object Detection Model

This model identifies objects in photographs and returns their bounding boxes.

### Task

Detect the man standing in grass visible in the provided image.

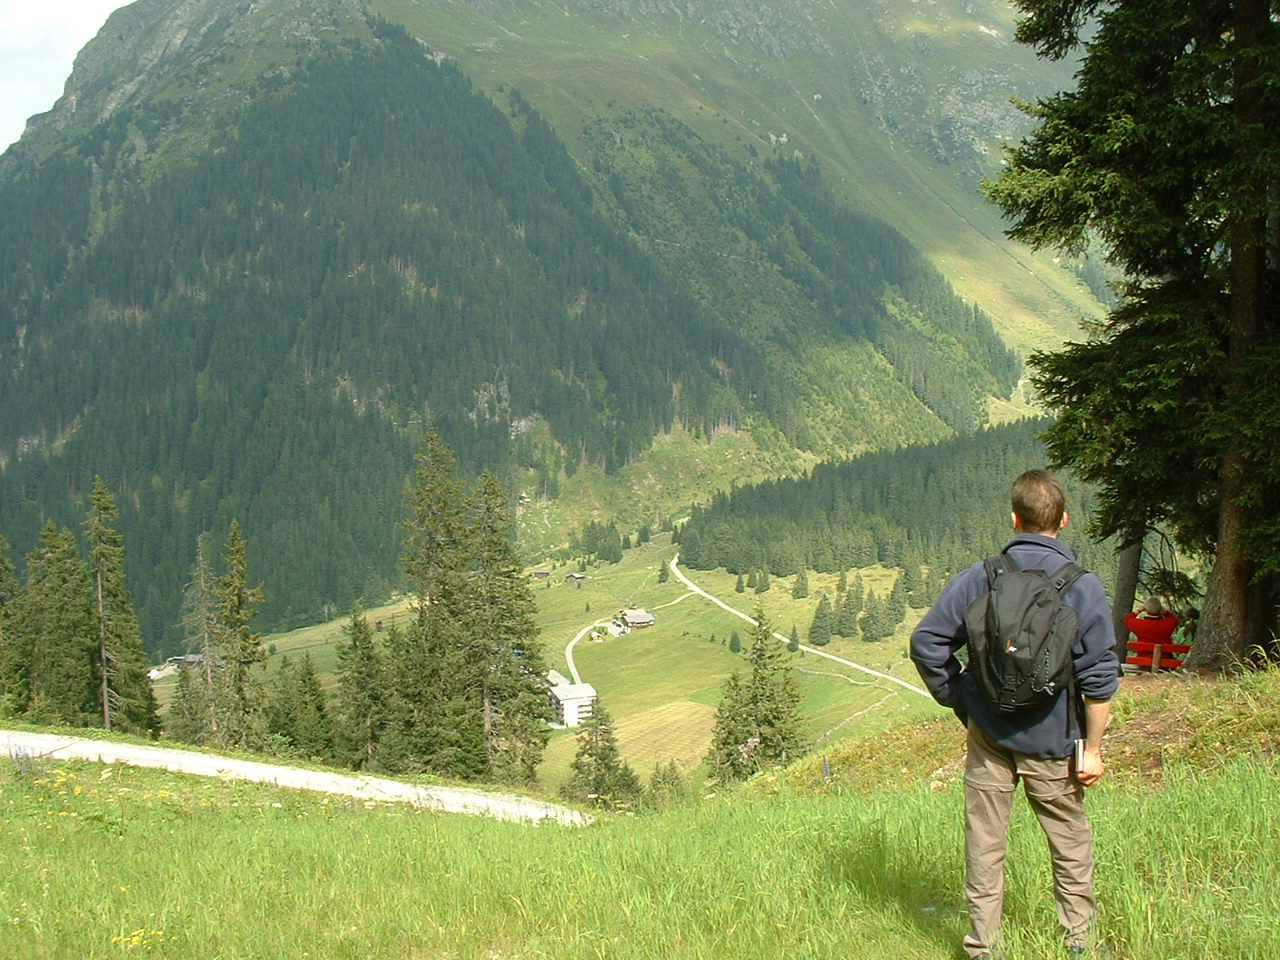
[910,470,1118,958]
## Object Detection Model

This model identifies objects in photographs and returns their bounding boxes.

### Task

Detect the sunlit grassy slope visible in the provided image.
[9,669,1279,959]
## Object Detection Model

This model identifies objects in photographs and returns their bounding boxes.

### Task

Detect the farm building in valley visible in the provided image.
[621,608,655,629]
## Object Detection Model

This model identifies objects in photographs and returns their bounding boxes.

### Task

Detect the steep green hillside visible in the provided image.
[0,5,1046,655]
[370,0,1104,350]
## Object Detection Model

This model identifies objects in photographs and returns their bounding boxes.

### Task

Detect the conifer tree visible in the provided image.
[887,574,908,629]
[986,0,1280,666]
[808,592,834,646]
[175,534,219,742]
[0,535,21,714]
[465,471,550,783]
[903,562,926,607]
[289,653,333,759]
[386,430,485,778]
[835,589,862,639]
[84,478,158,735]
[705,607,803,782]
[17,522,96,725]
[704,670,750,781]
[266,654,333,760]
[266,656,302,754]
[743,608,803,762]
[849,573,866,611]
[735,572,745,593]
[333,603,387,770]
[862,590,889,642]
[402,428,470,612]
[382,608,486,778]
[166,665,212,745]
[788,624,800,652]
[563,702,641,811]
[210,521,266,749]
[791,570,810,599]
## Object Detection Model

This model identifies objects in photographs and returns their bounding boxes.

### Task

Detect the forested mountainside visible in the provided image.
[0,2,1073,656]
[676,419,1118,595]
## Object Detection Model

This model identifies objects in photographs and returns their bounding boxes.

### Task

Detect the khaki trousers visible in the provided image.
[963,722,1096,957]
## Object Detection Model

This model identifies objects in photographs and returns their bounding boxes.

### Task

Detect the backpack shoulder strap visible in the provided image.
[988,551,1017,581]
[1051,562,1086,596]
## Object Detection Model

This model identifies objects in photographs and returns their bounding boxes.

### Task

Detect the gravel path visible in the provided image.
[0,730,591,826]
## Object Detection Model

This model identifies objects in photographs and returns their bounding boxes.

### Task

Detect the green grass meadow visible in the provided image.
[3,744,1276,959]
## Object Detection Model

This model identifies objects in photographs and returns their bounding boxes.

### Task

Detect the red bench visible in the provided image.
[1125,639,1191,671]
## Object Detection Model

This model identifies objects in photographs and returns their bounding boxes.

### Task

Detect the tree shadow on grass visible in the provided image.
[819,817,971,959]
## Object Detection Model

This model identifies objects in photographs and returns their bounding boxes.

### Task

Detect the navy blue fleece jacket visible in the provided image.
[910,533,1119,758]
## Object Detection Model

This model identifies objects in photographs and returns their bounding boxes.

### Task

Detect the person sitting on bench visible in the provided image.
[1125,597,1179,646]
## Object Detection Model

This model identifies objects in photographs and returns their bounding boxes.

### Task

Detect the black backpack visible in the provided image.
[964,550,1085,714]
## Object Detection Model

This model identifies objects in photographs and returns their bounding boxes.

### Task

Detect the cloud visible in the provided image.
[0,1,125,151]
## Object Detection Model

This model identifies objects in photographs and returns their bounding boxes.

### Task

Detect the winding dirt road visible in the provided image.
[668,554,931,699]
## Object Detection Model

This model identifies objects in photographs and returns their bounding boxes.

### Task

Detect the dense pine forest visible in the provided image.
[0,18,1020,656]
[676,419,1118,598]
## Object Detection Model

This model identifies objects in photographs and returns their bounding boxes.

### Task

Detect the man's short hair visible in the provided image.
[1011,469,1066,533]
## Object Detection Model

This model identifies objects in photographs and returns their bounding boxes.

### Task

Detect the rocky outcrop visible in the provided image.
[7,0,366,168]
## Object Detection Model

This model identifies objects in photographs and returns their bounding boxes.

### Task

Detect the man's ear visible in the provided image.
[1060,510,1070,531]
[1011,510,1021,531]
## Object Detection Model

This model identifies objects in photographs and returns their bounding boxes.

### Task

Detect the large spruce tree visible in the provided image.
[210,521,266,749]
[985,0,1280,666]
[705,608,804,783]
[333,604,387,771]
[84,478,158,735]
[383,436,552,781]
[384,428,487,777]
[465,472,551,784]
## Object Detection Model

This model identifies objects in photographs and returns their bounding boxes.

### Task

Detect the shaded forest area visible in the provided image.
[676,420,1117,599]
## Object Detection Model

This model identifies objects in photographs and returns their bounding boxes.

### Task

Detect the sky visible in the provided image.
[0,1,127,152]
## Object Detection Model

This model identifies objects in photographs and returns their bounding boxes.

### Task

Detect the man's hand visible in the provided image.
[1076,743,1105,787]
[1076,696,1112,787]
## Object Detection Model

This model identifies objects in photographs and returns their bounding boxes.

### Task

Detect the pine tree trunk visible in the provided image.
[1189,476,1251,670]
[96,569,112,730]
[1186,0,1273,672]
[1111,537,1142,668]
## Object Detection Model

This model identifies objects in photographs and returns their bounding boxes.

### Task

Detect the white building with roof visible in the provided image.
[549,681,597,728]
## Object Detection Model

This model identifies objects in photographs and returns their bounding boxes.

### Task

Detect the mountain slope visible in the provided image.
[0,2,1086,654]
[366,0,1103,350]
